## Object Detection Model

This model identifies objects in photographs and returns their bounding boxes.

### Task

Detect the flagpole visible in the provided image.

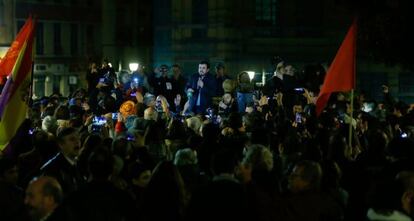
[348,89,354,149]
[29,61,34,107]
[349,17,357,151]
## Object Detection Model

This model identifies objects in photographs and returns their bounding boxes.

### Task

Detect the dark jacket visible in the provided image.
[48,180,136,221]
[40,153,85,195]
[187,72,216,113]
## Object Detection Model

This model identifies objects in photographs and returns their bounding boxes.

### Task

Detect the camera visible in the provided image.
[362,102,374,113]
[155,97,163,112]
[126,134,135,141]
[206,108,221,125]
[295,112,302,124]
[294,88,305,94]
[92,116,107,126]
[131,77,140,89]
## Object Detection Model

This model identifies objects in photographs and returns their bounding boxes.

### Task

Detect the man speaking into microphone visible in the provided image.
[186,60,216,114]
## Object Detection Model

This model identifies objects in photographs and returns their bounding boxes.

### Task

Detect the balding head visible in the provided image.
[396,171,414,216]
[25,176,62,220]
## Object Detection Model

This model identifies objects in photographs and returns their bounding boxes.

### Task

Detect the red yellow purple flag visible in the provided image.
[0,16,36,151]
[0,16,34,83]
[316,20,357,116]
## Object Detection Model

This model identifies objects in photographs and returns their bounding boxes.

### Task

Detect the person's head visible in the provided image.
[396,171,414,217]
[239,145,273,183]
[227,112,243,131]
[54,105,70,121]
[144,107,158,121]
[25,176,62,220]
[128,161,151,188]
[172,64,182,77]
[102,58,110,68]
[369,171,414,218]
[42,116,58,135]
[222,93,233,105]
[56,127,81,160]
[275,61,285,75]
[174,148,198,166]
[211,148,240,176]
[88,147,114,181]
[186,116,202,135]
[159,64,169,76]
[200,121,220,139]
[284,65,296,76]
[144,93,156,107]
[292,104,303,116]
[242,145,274,172]
[145,161,186,211]
[215,63,225,76]
[198,60,210,76]
[90,62,97,69]
[166,119,187,140]
[288,160,323,194]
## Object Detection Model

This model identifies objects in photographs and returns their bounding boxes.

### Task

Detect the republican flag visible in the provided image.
[316,20,357,116]
[0,16,34,83]
[0,16,36,151]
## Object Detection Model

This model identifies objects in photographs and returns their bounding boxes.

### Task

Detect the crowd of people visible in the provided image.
[1,57,414,221]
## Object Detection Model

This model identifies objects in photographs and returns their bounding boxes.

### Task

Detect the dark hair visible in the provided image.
[227,112,243,130]
[211,148,240,175]
[128,161,150,181]
[215,63,225,70]
[271,56,284,66]
[160,64,169,70]
[368,176,405,215]
[88,148,114,180]
[56,127,78,144]
[54,105,70,120]
[295,160,323,190]
[112,137,131,159]
[199,60,210,69]
[167,119,187,140]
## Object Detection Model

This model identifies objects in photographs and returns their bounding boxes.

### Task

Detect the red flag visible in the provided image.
[0,16,34,82]
[316,20,357,116]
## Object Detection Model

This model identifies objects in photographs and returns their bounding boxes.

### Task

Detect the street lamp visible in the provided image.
[129,63,139,72]
[246,71,255,81]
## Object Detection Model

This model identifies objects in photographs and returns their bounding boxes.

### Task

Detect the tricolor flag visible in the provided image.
[0,16,36,151]
[0,16,34,82]
[316,20,357,116]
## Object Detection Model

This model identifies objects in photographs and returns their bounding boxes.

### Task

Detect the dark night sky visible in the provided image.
[349,0,413,69]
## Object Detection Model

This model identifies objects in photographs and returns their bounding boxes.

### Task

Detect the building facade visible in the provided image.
[3,0,153,97]
[153,0,413,102]
[1,0,411,101]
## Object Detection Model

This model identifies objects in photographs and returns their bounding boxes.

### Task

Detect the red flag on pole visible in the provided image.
[316,20,357,116]
[0,16,34,83]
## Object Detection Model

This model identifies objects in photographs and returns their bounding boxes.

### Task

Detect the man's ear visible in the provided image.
[401,191,413,214]
[43,195,56,209]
